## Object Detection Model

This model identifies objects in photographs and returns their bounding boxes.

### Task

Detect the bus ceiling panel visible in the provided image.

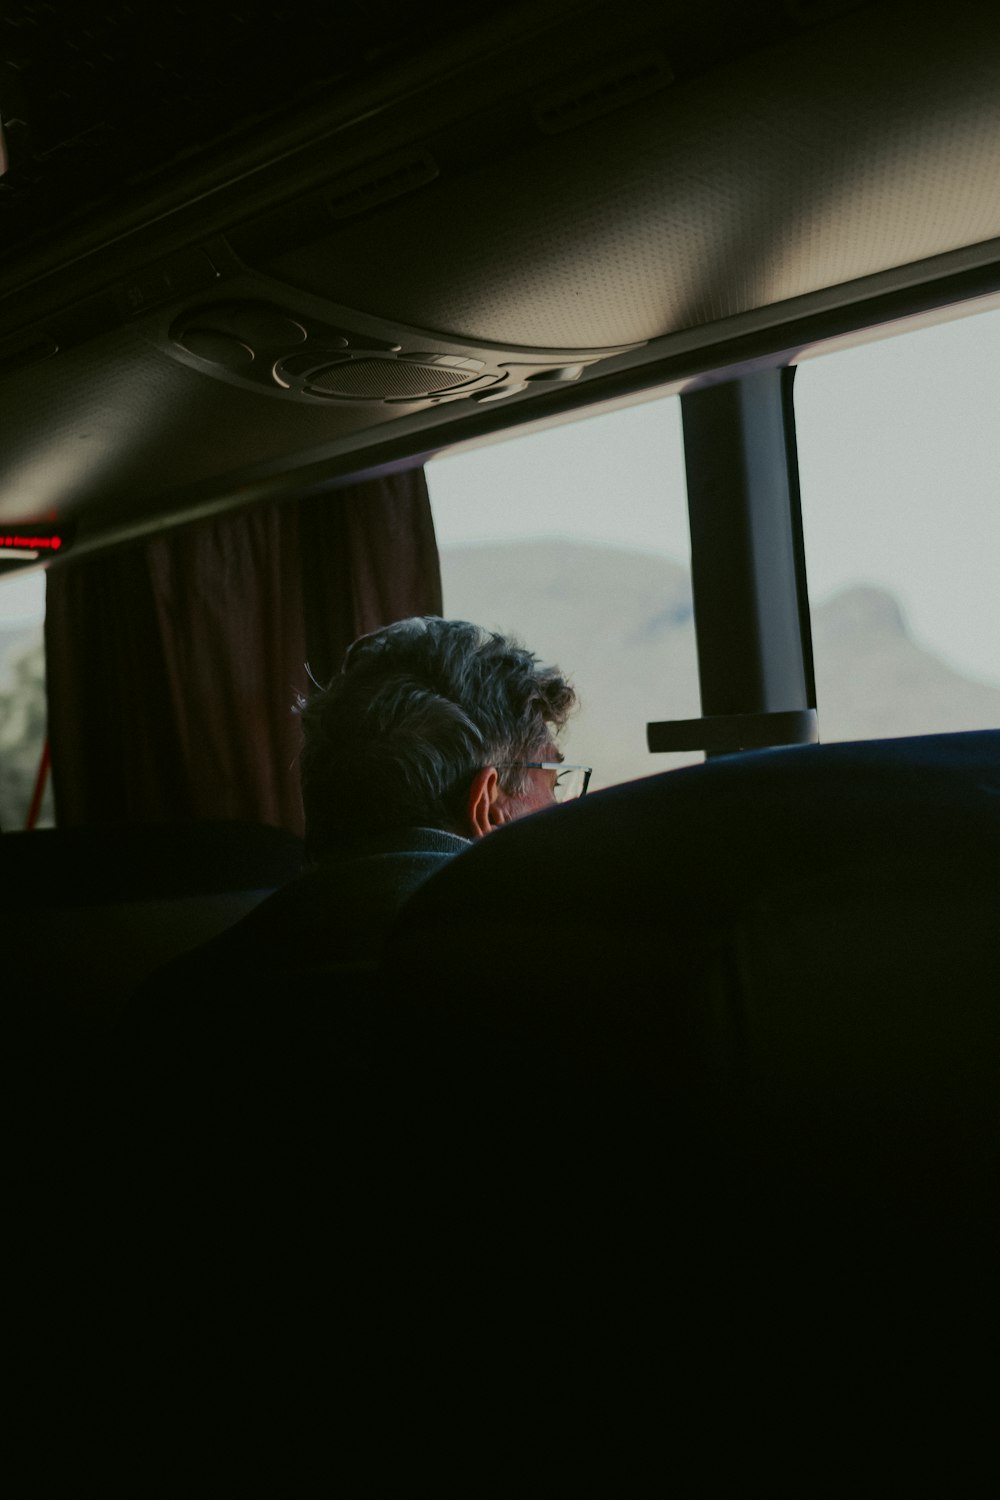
[2,248,998,551]
[0,325,365,534]
[3,2,997,344]
[0,0,795,318]
[0,0,595,296]
[1,0,998,547]
[239,0,1000,351]
[0,274,639,539]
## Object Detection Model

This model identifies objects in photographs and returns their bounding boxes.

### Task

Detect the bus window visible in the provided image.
[0,569,51,830]
[427,394,702,790]
[795,307,1000,741]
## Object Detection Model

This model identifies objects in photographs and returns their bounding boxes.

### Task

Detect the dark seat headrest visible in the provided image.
[387,729,1000,1216]
[1,819,303,909]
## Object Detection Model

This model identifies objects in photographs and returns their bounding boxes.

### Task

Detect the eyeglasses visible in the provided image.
[498,762,593,801]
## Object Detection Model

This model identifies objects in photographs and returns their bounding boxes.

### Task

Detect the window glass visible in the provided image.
[795,308,1000,740]
[427,395,701,791]
[0,569,52,830]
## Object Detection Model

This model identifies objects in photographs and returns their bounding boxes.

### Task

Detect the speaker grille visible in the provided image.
[308,359,475,399]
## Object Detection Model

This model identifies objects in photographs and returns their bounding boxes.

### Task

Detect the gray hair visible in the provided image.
[298,617,575,855]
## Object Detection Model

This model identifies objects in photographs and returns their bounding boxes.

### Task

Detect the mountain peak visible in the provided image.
[818,586,907,638]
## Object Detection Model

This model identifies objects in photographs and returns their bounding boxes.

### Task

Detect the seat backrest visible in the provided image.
[4,819,304,1027]
[387,729,1000,1234]
[68,735,997,1449]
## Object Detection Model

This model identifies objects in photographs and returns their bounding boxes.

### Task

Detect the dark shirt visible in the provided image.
[204,823,471,976]
[127,824,470,1017]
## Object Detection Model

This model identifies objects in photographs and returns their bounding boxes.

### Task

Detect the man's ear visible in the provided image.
[466,766,507,838]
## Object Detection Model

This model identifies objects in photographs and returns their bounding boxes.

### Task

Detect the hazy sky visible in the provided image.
[3,304,998,688]
[429,305,1000,689]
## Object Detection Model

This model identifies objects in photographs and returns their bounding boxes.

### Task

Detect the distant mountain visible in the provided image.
[810,585,1000,741]
[440,540,1000,789]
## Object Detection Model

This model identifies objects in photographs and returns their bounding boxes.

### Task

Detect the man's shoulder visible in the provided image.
[296,826,467,922]
[332,826,471,862]
[128,824,470,1008]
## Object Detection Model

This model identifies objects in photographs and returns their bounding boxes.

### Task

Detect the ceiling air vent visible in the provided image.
[308,358,479,400]
[533,53,673,135]
[168,300,626,407]
[326,148,439,221]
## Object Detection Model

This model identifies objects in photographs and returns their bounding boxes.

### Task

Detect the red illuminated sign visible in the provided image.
[1,531,64,554]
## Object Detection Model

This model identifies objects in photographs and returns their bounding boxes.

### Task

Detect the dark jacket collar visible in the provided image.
[313,825,471,867]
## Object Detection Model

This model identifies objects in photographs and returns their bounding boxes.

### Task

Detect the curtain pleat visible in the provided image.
[299,468,442,688]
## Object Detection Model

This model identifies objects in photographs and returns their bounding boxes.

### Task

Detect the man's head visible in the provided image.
[298,617,576,857]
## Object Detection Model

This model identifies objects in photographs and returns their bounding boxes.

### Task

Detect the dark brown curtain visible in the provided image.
[300,468,442,687]
[45,467,441,832]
